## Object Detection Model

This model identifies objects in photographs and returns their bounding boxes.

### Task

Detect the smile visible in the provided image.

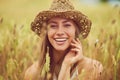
[54,38,68,45]
[55,38,67,42]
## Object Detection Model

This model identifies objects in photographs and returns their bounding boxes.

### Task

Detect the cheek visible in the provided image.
[68,29,76,39]
[47,29,54,37]
[47,30,56,45]
[66,30,76,44]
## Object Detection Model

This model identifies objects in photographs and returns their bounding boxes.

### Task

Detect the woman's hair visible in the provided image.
[37,21,53,79]
[37,20,80,79]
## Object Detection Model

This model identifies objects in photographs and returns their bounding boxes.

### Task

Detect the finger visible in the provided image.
[76,38,81,44]
[71,48,80,52]
[72,52,83,63]
[72,55,84,63]
[75,38,82,48]
[71,48,82,55]
[71,43,81,49]
[72,38,82,46]
[71,38,78,44]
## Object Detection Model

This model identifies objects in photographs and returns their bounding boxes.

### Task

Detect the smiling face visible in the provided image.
[47,17,77,52]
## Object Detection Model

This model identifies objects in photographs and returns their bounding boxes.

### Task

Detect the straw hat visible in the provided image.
[31,0,91,38]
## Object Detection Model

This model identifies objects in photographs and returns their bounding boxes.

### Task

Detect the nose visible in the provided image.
[56,26,64,36]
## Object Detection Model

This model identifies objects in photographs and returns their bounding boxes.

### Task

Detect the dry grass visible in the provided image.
[0,0,120,80]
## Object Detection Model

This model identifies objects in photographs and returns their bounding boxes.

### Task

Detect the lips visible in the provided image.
[55,38,67,41]
[54,38,68,45]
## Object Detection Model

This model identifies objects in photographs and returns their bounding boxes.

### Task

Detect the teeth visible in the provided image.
[55,38,67,41]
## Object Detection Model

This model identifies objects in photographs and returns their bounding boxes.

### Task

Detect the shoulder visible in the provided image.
[85,57,103,72]
[24,61,40,80]
[77,57,103,80]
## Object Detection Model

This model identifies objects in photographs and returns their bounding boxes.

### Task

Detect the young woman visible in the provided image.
[24,0,103,80]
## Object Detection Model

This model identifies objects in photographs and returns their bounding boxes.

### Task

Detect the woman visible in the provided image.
[24,0,103,80]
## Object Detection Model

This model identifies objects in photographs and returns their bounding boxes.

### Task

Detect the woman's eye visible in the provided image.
[50,25,57,28]
[64,24,71,27]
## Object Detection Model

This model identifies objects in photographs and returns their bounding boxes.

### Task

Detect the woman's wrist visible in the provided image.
[62,61,72,68]
[58,62,71,80]
[62,62,71,70]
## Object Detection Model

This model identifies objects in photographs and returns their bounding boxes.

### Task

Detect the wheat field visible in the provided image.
[0,0,120,80]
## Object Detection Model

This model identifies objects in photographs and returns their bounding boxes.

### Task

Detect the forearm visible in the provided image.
[58,64,71,80]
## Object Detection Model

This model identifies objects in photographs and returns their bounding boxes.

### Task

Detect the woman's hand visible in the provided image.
[63,38,84,67]
[58,38,84,80]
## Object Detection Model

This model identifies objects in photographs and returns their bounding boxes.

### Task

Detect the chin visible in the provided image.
[54,46,68,51]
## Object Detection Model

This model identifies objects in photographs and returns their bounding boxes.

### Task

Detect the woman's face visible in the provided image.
[47,17,76,51]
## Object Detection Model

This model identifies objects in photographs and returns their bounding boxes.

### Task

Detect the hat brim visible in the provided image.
[31,10,91,39]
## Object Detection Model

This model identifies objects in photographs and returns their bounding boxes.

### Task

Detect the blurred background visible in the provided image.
[0,0,120,80]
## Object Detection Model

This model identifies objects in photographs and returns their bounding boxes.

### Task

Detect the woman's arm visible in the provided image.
[24,61,40,80]
[58,38,84,80]
[58,38,103,80]
[58,63,71,80]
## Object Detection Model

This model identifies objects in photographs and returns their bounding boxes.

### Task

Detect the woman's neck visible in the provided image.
[52,49,69,64]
